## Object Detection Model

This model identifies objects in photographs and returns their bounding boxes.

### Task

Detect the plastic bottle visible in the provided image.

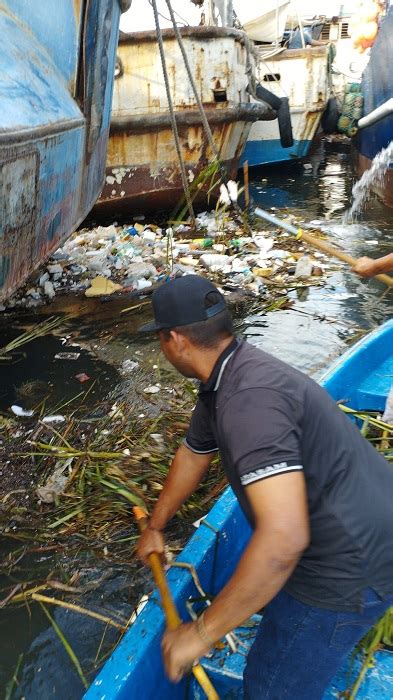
[191,238,214,248]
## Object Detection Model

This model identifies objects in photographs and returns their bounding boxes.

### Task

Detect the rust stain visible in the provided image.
[73,0,83,26]
[99,26,260,216]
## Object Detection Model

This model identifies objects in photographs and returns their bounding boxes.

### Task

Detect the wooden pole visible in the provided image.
[243,160,250,208]
[254,207,393,288]
[133,507,219,700]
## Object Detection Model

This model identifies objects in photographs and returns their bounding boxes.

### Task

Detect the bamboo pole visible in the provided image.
[243,161,250,208]
[254,207,393,288]
[133,507,219,700]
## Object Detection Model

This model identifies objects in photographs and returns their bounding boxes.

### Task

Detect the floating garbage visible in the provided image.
[1,207,330,312]
[383,387,393,425]
[144,385,160,394]
[294,255,313,278]
[54,352,80,361]
[85,276,123,297]
[36,458,73,504]
[75,373,90,383]
[41,415,66,424]
[120,359,139,375]
[11,405,34,417]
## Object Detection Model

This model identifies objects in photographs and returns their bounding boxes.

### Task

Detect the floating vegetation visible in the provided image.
[0,316,68,361]
[39,601,89,690]
[0,378,224,575]
[0,377,226,694]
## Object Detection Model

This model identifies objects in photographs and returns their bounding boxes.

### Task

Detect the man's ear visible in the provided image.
[170,330,189,353]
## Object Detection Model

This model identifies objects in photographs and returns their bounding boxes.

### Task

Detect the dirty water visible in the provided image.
[0,138,392,698]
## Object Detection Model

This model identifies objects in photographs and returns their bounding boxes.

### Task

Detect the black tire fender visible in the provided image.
[255,83,282,111]
[277,97,294,148]
[254,85,293,148]
[321,97,339,134]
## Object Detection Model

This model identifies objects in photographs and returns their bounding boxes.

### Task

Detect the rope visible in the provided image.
[164,0,229,184]
[151,0,196,224]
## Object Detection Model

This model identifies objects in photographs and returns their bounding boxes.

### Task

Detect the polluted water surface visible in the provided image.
[0,138,393,699]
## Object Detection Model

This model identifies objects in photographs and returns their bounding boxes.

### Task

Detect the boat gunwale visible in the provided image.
[257,45,328,61]
[318,319,393,385]
[0,117,85,145]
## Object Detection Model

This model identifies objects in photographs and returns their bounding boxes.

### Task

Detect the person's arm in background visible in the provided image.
[136,444,215,561]
[352,253,393,277]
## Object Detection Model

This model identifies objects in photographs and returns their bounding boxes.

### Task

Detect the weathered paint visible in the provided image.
[241,46,329,167]
[0,0,124,301]
[96,26,274,214]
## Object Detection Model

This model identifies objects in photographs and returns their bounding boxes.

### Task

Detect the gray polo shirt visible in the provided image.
[185,339,393,611]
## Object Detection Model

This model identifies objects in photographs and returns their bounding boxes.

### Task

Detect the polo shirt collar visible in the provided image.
[199,337,239,394]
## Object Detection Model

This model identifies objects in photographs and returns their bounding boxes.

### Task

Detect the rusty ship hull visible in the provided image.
[95,26,274,216]
[0,0,126,302]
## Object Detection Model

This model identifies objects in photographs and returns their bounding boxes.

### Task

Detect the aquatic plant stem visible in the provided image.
[33,594,126,630]
[39,602,89,689]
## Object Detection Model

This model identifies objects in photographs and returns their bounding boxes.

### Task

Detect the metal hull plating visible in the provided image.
[354,12,393,208]
[86,320,393,700]
[95,27,274,215]
[0,0,123,301]
[240,46,328,167]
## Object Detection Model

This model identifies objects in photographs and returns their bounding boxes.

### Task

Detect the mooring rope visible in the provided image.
[164,0,230,184]
[151,0,196,224]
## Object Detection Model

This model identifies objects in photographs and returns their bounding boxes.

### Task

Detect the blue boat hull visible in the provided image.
[354,10,393,207]
[240,138,311,167]
[86,319,393,700]
[0,1,124,301]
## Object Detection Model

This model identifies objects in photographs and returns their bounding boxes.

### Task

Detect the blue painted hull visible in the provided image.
[0,1,123,301]
[355,11,393,162]
[240,138,311,167]
[86,319,393,700]
[354,10,393,206]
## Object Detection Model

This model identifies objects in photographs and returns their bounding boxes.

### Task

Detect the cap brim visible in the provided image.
[138,320,163,333]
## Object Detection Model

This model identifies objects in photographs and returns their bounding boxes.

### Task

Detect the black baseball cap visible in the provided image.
[139,275,227,332]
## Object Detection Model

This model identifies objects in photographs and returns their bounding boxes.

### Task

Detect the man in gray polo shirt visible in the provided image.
[137,275,393,699]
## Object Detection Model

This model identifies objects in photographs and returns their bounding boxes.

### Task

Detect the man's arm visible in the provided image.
[137,443,215,562]
[162,471,309,682]
[352,253,393,278]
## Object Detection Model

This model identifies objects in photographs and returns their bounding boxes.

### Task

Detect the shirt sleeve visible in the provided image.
[184,398,219,454]
[221,388,303,486]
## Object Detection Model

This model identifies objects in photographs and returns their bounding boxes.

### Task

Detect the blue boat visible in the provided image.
[239,46,329,168]
[86,319,393,700]
[0,1,129,301]
[354,8,393,208]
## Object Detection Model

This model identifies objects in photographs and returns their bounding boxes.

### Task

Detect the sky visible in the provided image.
[120,1,359,33]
